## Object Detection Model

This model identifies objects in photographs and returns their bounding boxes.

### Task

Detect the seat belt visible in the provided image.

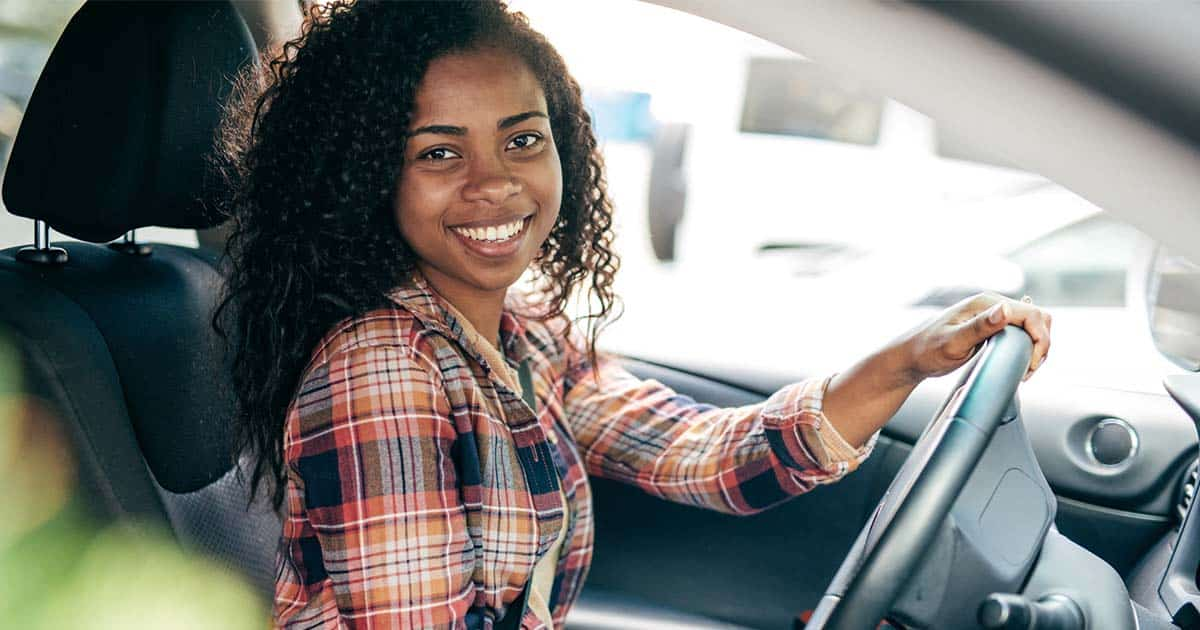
[495,585,531,630]
[518,359,536,410]
[495,359,540,630]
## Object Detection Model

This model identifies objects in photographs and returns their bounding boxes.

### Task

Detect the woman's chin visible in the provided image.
[427,261,528,297]
[469,266,529,294]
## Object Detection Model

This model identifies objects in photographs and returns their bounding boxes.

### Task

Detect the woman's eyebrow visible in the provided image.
[407,111,548,138]
[408,124,465,138]
[497,110,548,129]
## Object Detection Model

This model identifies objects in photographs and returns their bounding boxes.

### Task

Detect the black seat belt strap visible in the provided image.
[495,360,538,629]
[496,581,531,630]
[518,359,536,411]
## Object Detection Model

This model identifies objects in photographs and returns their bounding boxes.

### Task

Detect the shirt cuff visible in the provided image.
[762,374,879,481]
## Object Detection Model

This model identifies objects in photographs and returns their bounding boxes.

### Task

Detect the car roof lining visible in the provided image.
[928,1,1200,150]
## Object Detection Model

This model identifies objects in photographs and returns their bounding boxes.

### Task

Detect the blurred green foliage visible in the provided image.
[0,331,269,628]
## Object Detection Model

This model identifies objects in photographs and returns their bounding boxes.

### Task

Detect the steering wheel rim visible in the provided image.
[806,325,1033,629]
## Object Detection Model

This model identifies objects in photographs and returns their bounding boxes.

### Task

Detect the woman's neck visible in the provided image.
[418,263,505,346]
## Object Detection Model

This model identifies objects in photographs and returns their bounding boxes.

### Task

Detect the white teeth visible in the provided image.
[453,218,527,243]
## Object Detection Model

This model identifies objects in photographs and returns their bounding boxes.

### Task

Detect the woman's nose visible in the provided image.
[462,159,522,205]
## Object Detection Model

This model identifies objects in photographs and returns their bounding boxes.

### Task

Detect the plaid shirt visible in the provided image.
[273,271,878,629]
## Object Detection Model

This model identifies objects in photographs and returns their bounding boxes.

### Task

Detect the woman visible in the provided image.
[212,2,1052,628]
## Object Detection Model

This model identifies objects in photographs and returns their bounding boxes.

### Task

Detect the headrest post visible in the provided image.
[108,228,152,257]
[34,220,48,249]
[16,220,68,265]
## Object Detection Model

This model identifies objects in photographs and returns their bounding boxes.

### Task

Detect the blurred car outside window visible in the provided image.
[740,57,883,147]
[1007,214,1146,308]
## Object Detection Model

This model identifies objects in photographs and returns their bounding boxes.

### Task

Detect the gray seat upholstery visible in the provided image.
[0,0,279,597]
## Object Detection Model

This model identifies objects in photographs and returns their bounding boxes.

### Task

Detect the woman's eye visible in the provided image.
[417,147,461,161]
[506,133,543,151]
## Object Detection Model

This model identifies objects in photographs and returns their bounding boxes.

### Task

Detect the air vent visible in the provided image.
[1178,458,1199,522]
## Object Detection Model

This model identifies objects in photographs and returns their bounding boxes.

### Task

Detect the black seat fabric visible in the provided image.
[0,263,167,523]
[0,1,278,596]
[2,243,238,493]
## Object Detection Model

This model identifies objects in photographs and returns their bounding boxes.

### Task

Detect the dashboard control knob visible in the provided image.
[1087,418,1138,467]
[979,593,1084,629]
[979,593,1031,629]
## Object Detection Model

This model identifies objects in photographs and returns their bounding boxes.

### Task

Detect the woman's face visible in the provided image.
[396,47,562,303]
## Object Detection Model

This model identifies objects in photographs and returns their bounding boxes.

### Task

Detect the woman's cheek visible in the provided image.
[537,146,564,231]
[397,173,447,237]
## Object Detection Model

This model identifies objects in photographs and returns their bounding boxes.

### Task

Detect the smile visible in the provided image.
[450,216,530,244]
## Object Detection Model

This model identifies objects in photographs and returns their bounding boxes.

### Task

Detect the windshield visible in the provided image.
[508,0,1182,391]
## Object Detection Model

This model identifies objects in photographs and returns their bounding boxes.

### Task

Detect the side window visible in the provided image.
[0,1,82,247]
[0,1,79,173]
[1148,248,1200,371]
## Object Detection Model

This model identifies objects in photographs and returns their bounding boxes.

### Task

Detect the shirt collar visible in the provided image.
[385,269,532,366]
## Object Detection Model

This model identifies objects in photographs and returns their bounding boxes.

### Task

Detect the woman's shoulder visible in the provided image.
[283,303,451,466]
[301,301,440,377]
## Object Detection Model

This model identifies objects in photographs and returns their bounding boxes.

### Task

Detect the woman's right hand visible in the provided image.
[898,293,1052,384]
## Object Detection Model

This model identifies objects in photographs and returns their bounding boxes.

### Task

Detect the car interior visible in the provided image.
[0,0,280,597]
[1,1,1199,629]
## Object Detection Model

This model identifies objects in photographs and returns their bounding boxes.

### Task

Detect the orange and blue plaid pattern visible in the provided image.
[273,271,877,629]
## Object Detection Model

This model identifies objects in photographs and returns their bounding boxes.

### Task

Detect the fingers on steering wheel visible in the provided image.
[957,302,1009,359]
[1007,301,1051,381]
[961,300,1051,381]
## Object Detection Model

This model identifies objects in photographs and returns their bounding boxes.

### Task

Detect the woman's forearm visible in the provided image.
[821,339,920,449]
[820,294,1053,450]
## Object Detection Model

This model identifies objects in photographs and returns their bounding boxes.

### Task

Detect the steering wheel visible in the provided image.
[805,325,1033,629]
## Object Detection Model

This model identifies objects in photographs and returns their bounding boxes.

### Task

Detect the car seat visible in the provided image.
[0,0,279,597]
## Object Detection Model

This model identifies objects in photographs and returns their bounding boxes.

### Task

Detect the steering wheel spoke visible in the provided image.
[807,326,1040,629]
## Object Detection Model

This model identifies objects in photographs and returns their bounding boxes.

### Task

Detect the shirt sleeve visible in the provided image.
[274,344,474,629]
[562,343,878,516]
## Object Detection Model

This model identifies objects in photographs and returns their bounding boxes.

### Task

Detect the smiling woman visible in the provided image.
[212,0,619,524]
[208,2,1050,629]
[210,3,623,627]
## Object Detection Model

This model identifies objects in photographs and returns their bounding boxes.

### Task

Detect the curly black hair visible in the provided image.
[211,0,619,509]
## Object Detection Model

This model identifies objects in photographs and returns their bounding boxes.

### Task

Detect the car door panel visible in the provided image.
[576,357,1190,628]
[622,357,1196,516]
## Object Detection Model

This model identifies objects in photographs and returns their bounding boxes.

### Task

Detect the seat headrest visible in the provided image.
[1,1,256,243]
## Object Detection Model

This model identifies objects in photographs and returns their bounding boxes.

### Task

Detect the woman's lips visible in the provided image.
[449,216,532,259]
